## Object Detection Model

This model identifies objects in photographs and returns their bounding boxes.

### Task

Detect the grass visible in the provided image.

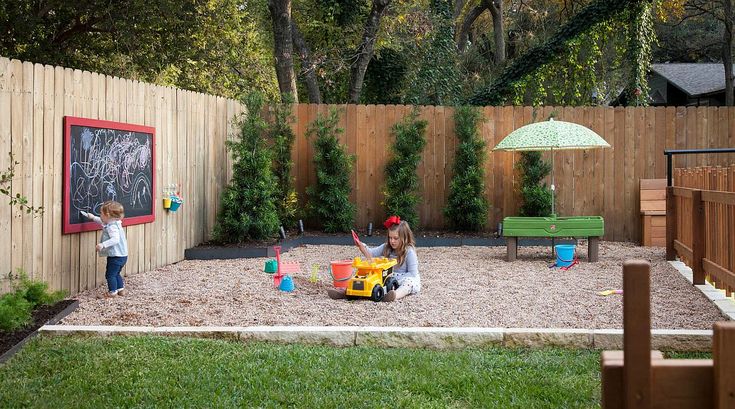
[0,335,604,408]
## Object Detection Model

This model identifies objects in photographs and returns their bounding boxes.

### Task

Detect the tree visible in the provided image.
[653,9,722,63]
[268,99,299,228]
[306,109,356,233]
[348,0,393,103]
[444,106,489,231]
[404,0,462,105]
[213,93,280,243]
[383,109,428,227]
[469,0,653,105]
[516,151,552,216]
[457,0,505,65]
[685,0,734,106]
[0,0,277,100]
[291,21,322,103]
[268,0,298,102]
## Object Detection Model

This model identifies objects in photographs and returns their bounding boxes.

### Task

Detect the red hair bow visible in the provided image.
[383,215,401,229]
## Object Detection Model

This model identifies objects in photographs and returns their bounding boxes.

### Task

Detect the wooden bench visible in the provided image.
[640,179,667,247]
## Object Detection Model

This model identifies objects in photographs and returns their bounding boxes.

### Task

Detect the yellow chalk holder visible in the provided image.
[163,197,172,209]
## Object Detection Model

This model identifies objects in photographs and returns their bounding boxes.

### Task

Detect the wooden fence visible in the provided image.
[288,105,735,241]
[667,166,735,297]
[0,57,244,294]
[4,55,735,295]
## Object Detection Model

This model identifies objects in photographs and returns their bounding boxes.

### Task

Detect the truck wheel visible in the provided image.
[371,285,385,302]
[384,277,398,292]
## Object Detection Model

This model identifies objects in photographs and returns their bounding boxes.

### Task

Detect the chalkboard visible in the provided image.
[63,116,156,234]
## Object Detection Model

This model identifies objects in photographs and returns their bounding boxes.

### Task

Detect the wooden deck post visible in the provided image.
[666,186,677,261]
[714,322,735,409]
[623,260,651,409]
[691,189,705,285]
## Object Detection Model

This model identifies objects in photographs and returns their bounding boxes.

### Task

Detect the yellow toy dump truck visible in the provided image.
[345,257,398,302]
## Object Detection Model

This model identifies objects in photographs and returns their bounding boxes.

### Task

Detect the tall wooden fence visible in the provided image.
[4,55,735,295]
[668,166,735,297]
[289,105,735,240]
[0,57,243,294]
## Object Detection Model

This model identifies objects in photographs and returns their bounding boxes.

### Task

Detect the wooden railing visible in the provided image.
[601,260,735,408]
[666,181,735,296]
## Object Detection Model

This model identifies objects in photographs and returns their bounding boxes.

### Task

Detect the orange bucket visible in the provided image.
[330,260,354,288]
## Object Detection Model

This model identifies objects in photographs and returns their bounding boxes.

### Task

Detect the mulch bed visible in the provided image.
[0,299,77,358]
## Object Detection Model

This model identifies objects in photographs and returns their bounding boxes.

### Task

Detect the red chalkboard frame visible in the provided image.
[63,116,156,234]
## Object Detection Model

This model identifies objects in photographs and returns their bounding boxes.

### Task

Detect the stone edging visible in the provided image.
[668,260,735,321]
[39,325,713,352]
[0,300,80,365]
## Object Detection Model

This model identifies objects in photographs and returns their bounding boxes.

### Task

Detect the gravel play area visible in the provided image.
[62,241,729,329]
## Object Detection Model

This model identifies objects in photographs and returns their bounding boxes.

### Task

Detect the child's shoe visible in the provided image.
[383,290,397,302]
[96,291,117,299]
[327,289,347,299]
[117,289,127,296]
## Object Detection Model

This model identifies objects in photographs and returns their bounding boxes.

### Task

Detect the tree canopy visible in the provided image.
[1,0,728,106]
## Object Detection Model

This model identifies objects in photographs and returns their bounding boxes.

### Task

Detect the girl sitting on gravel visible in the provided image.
[327,215,420,302]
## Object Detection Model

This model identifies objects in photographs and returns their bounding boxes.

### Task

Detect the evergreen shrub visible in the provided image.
[0,271,66,332]
[213,92,280,242]
[306,109,356,233]
[382,108,427,227]
[268,98,299,230]
[517,151,553,216]
[444,106,489,230]
[0,292,32,332]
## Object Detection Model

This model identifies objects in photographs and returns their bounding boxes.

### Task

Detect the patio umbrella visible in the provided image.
[492,118,611,216]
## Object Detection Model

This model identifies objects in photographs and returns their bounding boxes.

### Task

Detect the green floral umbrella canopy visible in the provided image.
[493,118,610,216]
[493,118,610,151]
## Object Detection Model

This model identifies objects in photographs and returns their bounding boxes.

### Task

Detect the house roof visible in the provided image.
[652,63,733,97]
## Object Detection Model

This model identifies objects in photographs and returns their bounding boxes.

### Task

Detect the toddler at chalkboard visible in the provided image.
[81,201,129,299]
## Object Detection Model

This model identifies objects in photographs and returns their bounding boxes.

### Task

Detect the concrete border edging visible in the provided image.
[668,260,735,321]
[39,325,713,352]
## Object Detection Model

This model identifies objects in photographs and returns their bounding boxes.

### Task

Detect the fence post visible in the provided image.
[691,189,705,285]
[666,186,676,261]
[623,260,652,409]
[713,322,735,408]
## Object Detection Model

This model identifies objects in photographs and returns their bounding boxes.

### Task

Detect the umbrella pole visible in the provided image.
[551,148,555,217]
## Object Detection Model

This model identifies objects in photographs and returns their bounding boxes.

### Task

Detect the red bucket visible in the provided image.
[330,260,354,288]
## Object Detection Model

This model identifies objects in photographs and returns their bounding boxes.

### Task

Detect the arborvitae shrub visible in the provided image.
[517,151,553,216]
[444,106,489,230]
[268,99,299,230]
[306,109,356,233]
[213,92,280,242]
[383,109,427,227]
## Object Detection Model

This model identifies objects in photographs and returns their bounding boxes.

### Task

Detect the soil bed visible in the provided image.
[0,299,77,357]
[63,241,728,330]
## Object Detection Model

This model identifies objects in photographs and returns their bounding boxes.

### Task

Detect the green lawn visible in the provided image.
[0,336,604,408]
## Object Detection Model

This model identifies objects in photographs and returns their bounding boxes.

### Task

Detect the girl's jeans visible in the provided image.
[106,256,127,293]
